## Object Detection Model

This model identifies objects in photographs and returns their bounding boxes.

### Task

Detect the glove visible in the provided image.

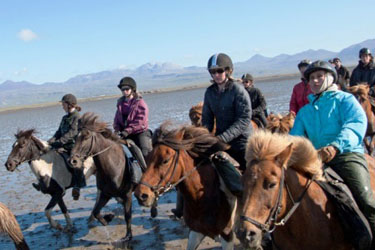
[50,141,63,149]
[120,131,129,138]
[47,138,56,144]
[318,146,338,163]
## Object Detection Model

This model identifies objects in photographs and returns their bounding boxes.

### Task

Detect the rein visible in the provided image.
[240,167,313,233]
[76,133,113,161]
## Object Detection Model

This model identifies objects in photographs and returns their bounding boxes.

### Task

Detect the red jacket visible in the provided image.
[289,80,313,114]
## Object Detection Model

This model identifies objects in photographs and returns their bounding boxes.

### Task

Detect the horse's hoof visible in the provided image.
[151,206,158,218]
[88,214,95,224]
[103,213,115,223]
[53,223,63,231]
[121,234,133,242]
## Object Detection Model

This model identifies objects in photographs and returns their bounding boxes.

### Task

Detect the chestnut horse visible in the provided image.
[347,84,375,155]
[266,112,295,134]
[135,123,238,250]
[0,202,29,250]
[70,112,138,242]
[236,130,375,250]
[189,101,258,130]
[4,129,96,232]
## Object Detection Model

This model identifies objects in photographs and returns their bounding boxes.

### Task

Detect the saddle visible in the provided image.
[57,151,86,188]
[122,143,143,184]
[316,167,372,250]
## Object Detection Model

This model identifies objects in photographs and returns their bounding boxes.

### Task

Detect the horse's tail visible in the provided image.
[0,202,29,250]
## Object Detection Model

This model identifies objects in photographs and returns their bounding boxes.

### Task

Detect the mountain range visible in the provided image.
[1,39,375,109]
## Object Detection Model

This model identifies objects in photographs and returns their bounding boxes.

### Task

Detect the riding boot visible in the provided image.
[212,151,243,198]
[172,190,184,218]
[72,169,85,200]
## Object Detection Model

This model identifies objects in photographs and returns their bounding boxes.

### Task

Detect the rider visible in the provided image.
[350,48,375,97]
[290,60,375,243]
[202,53,252,195]
[113,76,152,165]
[33,94,85,200]
[289,59,312,115]
[241,73,268,128]
[333,57,350,91]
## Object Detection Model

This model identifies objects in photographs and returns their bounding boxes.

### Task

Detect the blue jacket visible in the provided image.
[290,90,367,154]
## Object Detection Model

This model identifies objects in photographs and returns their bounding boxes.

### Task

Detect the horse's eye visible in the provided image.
[268,182,277,189]
[162,158,170,165]
[264,180,277,189]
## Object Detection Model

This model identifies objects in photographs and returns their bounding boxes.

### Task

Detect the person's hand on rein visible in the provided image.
[318,146,338,163]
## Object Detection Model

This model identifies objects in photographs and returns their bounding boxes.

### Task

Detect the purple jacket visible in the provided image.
[113,95,149,135]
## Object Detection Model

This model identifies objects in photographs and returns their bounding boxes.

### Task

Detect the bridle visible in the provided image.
[139,144,206,201]
[73,132,112,162]
[240,167,313,233]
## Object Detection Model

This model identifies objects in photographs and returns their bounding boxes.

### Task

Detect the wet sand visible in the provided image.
[0,172,241,249]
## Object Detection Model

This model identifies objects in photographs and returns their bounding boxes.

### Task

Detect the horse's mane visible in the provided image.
[347,83,369,100]
[153,121,229,158]
[266,112,295,134]
[15,129,36,139]
[246,130,323,180]
[189,101,203,126]
[79,112,119,142]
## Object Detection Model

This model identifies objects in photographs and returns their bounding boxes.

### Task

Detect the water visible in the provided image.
[0,77,298,249]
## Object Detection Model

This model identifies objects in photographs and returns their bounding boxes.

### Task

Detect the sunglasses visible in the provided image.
[209,68,225,75]
[121,87,131,91]
[243,80,250,84]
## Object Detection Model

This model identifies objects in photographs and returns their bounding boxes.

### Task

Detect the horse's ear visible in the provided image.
[175,128,185,141]
[274,143,293,168]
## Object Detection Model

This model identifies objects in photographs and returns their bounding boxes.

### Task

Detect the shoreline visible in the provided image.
[0,72,300,114]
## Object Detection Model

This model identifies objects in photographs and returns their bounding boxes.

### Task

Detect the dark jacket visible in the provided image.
[50,110,80,151]
[245,87,267,117]
[350,61,375,87]
[202,80,252,149]
[113,95,149,135]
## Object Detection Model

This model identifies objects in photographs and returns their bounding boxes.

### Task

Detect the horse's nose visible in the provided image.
[140,193,149,202]
[5,161,14,171]
[236,228,258,245]
[70,156,79,166]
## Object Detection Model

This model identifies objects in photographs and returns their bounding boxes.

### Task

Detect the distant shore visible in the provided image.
[0,72,300,114]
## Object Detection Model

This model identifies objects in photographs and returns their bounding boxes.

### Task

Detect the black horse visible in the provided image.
[70,112,147,242]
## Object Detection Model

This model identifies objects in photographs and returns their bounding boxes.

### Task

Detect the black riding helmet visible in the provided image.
[298,59,312,69]
[60,94,77,105]
[118,76,137,91]
[207,53,233,71]
[359,48,371,58]
[304,60,337,83]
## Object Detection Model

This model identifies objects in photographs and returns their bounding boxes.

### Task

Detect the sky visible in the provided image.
[1,0,375,84]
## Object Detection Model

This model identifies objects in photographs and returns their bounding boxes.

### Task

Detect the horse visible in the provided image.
[266,112,295,134]
[189,101,258,130]
[347,84,375,155]
[69,112,137,242]
[0,202,29,250]
[4,129,96,232]
[134,122,238,250]
[236,130,375,250]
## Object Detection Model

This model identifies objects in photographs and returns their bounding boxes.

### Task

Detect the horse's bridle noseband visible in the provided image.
[240,167,313,233]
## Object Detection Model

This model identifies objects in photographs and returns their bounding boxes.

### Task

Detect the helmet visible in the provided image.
[118,76,137,91]
[207,53,233,71]
[241,73,254,82]
[297,59,312,69]
[304,60,337,83]
[61,94,77,105]
[359,48,371,58]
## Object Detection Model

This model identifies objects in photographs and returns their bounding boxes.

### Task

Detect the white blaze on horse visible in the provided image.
[4,129,96,232]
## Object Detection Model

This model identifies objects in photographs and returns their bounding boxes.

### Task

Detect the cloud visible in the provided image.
[14,67,28,76]
[17,29,38,42]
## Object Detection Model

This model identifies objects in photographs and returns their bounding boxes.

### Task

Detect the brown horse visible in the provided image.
[266,112,295,134]
[236,130,375,250]
[0,202,29,250]
[70,112,135,242]
[347,84,375,155]
[134,122,238,250]
[189,101,258,130]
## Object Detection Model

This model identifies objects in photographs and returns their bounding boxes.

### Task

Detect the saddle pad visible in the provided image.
[316,167,372,250]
